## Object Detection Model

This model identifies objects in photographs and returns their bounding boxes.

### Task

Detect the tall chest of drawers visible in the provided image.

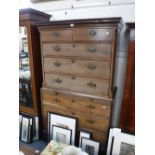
[38,18,122,154]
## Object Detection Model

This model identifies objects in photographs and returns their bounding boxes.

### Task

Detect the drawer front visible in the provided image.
[73,28,113,41]
[40,29,72,42]
[41,90,111,118]
[44,58,111,79]
[42,104,109,150]
[42,104,110,133]
[45,73,109,97]
[42,43,112,58]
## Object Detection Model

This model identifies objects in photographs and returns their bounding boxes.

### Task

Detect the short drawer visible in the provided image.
[42,43,112,59]
[44,73,109,97]
[41,89,111,118]
[73,28,113,41]
[43,57,111,79]
[40,29,72,42]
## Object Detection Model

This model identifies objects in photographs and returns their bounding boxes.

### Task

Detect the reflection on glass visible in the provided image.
[19,26,33,108]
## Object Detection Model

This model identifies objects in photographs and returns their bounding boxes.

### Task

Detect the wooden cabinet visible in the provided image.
[38,18,122,154]
[19,8,51,115]
[120,23,135,134]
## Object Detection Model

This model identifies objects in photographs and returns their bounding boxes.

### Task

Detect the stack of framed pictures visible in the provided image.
[79,130,100,155]
[48,112,100,155]
[106,128,135,155]
[19,113,39,143]
[48,112,77,145]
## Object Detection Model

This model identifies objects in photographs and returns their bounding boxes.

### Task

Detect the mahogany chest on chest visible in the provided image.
[38,18,122,154]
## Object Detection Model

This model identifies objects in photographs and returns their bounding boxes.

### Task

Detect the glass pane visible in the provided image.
[19,26,33,108]
[119,142,135,155]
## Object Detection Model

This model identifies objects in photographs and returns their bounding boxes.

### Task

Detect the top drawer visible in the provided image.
[73,28,113,41]
[40,29,72,42]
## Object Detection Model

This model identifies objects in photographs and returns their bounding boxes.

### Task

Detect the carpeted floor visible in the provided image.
[19,140,47,155]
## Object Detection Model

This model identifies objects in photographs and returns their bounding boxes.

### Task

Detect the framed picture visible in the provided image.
[112,131,135,155]
[21,117,29,142]
[79,129,92,147]
[81,138,100,155]
[48,112,77,145]
[19,114,23,138]
[106,128,121,155]
[33,116,39,141]
[20,112,39,142]
[52,125,72,145]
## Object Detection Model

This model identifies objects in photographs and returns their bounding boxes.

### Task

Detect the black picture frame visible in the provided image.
[81,137,100,155]
[79,129,92,147]
[20,112,39,142]
[48,112,77,145]
[52,125,72,145]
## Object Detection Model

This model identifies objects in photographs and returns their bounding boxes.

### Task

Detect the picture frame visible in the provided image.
[48,112,77,145]
[21,117,29,143]
[33,116,39,141]
[19,114,23,138]
[81,137,100,155]
[20,112,39,142]
[106,128,121,155]
[112,132,135,155]
[79,129,92,147]
[52,125,72,145]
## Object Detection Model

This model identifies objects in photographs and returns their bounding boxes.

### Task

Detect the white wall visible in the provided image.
[19,0,135,22]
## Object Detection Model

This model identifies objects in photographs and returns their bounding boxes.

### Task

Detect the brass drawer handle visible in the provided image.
[87,82,96,88]
[87,104,95,109]
[54,61,62,67]
[53,98,60,102]
[71,76,76,80]
[71,59,76,63]
[53,46,60,52]
[72,44,76,48]
[89,30,96,37]
[87,118,95,124]
[52,31,60,37]
[55,78,62,84]
[88,48,96,53]
[71,99,75,103]
[71,112,75,116]
[87,64,96,70]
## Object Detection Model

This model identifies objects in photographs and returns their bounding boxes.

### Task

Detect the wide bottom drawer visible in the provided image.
[42,103,110,144]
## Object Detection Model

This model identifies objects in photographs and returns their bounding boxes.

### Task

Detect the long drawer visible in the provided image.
[40,29,72,42]
[44,73,109,97]
[42,103,110,135]
[41,89,111,118]
[73,28,113,41]
[43,57,111,79]
[42,43,112,59]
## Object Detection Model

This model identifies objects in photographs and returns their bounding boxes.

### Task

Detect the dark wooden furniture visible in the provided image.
[38,18,122,154]
[120,23,135,134]
[19,8,51,115]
